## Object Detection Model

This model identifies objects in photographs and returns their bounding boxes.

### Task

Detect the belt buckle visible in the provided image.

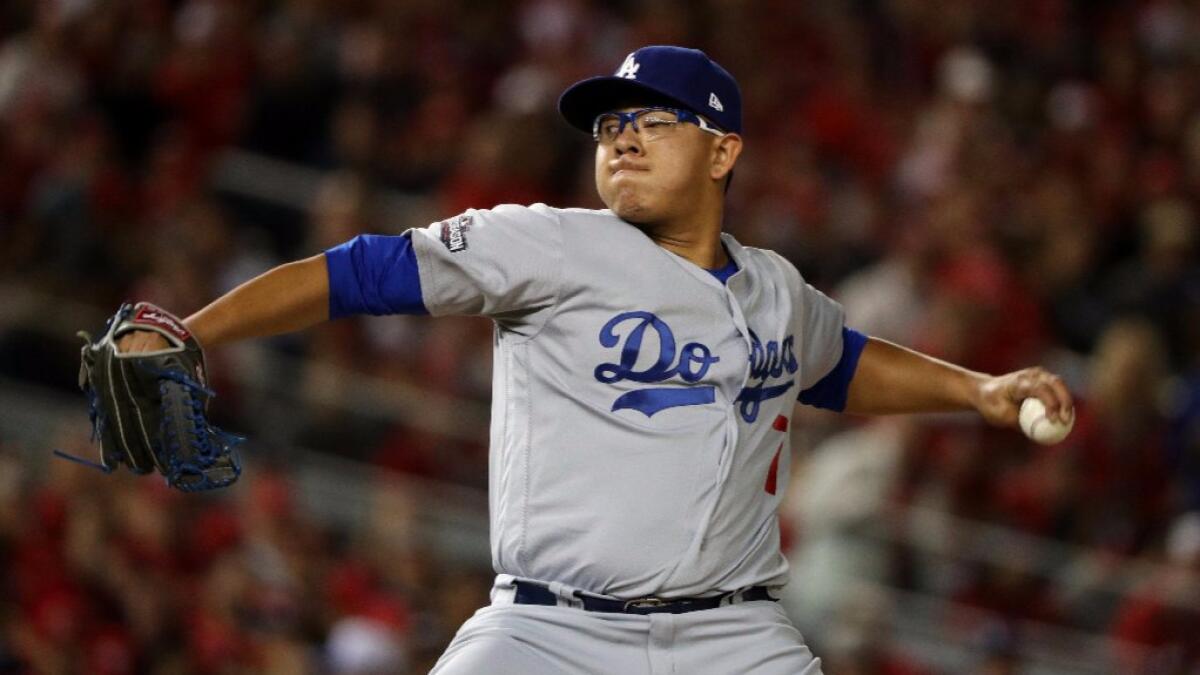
[623,597,667,611]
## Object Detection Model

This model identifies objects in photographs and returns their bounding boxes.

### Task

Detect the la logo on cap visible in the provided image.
[616,53,640,79]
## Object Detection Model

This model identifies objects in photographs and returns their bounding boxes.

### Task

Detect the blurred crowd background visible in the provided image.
[1,0,1199,673]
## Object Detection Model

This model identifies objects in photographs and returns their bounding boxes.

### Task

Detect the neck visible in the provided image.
[642,199,728,269]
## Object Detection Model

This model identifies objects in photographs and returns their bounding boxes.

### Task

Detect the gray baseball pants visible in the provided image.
[429,581,823,674]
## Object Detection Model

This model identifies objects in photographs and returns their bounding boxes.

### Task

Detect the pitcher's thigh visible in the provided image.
[429,632,563,675]
[430,605,650,675]
[675,602,824,675]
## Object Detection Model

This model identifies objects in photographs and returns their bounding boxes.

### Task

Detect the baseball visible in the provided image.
[1019,398,1074,445]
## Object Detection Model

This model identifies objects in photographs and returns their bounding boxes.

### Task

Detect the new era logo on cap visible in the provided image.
[558,45,743,135]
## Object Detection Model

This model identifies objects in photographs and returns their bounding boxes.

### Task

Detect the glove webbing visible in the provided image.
[152,366,244,492]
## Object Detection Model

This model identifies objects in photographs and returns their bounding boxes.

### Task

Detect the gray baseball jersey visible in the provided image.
[405,203,846,600]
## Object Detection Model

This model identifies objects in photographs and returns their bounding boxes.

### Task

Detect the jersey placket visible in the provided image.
[697,269,756,545]
[654,245,758,556]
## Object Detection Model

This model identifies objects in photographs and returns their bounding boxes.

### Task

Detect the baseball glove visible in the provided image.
[56,302,243,492]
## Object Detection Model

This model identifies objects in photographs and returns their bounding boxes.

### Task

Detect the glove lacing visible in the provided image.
[53,384,118,473]
[156,368,244,492]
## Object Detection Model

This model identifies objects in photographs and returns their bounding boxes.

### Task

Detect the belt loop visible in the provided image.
[547,581,584,609]
[490,574,517,605]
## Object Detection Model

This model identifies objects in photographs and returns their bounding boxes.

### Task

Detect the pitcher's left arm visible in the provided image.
[843,337,1074,427]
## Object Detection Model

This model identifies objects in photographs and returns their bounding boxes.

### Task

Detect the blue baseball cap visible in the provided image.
[559,46,742,135]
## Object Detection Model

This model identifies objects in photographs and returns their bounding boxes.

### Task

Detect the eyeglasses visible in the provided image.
[592,106,725,144]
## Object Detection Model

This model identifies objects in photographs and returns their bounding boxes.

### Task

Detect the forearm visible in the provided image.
[184,254,330,349]
[844,337,986,415]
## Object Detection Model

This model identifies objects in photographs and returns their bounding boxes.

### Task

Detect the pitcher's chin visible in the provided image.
[608,195,656,225]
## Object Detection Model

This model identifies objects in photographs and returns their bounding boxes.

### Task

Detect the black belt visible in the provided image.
[512,581,775,615]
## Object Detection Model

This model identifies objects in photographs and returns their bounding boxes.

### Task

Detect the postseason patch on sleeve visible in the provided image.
[439,213,472,253]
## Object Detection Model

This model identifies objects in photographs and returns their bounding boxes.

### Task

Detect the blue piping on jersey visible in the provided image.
[798,327,868,412]
[325,232,429,318]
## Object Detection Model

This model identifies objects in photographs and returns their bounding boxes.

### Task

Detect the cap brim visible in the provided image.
[558,76,692,133]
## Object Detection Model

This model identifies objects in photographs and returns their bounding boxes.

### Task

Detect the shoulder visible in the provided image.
[525,206,648,253]
[546,205,618,219]
[537,205,626,229]
[469,202,560,226]
[726,237,805,287]
[477,203,616,219]
[431,203,565,248]
[467,204,628,233]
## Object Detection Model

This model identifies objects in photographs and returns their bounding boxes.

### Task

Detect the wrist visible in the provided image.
[183,311,218,351]
[959,369,991,413]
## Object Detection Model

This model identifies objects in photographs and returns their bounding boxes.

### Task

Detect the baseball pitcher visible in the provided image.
[104,46,1074,673]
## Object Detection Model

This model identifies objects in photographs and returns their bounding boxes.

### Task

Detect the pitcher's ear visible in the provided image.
[711,133,743,182]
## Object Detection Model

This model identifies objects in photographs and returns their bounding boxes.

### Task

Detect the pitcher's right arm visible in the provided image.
[119,205,562,354]
[119,253,332,353]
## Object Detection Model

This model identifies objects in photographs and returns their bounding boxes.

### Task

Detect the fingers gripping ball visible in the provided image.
[57,302,244,492]
[1018,398,1074,445]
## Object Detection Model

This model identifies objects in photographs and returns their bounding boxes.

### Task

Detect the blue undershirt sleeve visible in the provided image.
[324,232,429,318]
[798,327,869,412]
